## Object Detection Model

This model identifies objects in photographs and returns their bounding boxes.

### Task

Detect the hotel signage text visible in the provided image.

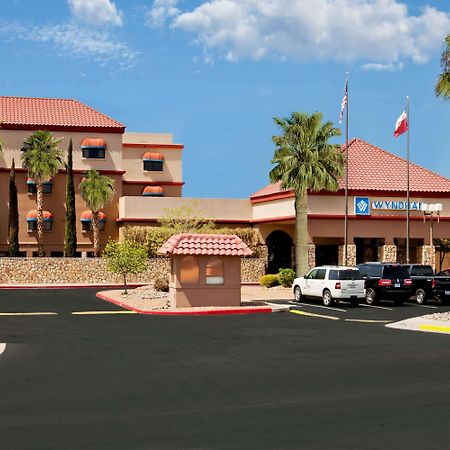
[354,197,423,216]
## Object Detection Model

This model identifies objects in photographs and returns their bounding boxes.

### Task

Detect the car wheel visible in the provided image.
[365,288,377,305]
[322,289,333,306]
[294,286,302,302]
[415,289,426,305]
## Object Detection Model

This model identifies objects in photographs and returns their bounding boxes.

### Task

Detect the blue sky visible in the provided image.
[0,0,449,198]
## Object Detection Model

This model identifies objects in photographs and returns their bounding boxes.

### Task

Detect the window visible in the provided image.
[143,160,163,171]
[28,220,53,232]
[206,257,224,285]
[82,147,105,159]
[27,181,53,194]
[143,152,164,171]
[50,251,64,257]
[81,138,106,159]
[315,269,326,280]
[180,256,199,284]
[81,221,105,232]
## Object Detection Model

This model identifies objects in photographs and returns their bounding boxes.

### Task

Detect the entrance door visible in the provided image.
[266,231,293,274]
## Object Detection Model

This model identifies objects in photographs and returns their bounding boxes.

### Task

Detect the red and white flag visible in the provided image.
[339,80,348,124]
[394,110,408,137]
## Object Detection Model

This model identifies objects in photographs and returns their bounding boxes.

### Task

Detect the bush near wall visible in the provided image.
[122,226,267,258]
[0,257,265,285]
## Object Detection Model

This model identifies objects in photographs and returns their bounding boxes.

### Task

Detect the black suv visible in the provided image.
[403,264,450,304]
[356,262,413,306]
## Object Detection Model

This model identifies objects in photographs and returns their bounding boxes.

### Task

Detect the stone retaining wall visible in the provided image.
[0,257,266,285]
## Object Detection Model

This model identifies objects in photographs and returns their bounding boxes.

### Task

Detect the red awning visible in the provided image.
[143,152,164,161]
[80,211,106,221]
[81,138,107,148]
[26,210,53,221]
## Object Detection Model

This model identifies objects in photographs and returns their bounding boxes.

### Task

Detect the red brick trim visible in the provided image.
[122,180,185,186]
[0,124,125,133]
[0,168,126,175]
[116,217,252,224]
[123,143,184,149]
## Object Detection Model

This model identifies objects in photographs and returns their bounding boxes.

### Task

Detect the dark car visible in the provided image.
[403,264,450,304]
[356,262,413,306]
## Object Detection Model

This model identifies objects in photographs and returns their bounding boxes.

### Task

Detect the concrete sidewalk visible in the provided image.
[96,290,290,316]
[386,317,450,334]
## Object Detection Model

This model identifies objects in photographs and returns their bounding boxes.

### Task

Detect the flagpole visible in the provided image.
[406,96,410,264]
[344,73,349,266]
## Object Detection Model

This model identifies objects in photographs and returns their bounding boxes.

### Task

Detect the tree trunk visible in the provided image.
[295,192,309,277]
[92,210,100,257]
[36,183,44,257]
[123,273,128,295]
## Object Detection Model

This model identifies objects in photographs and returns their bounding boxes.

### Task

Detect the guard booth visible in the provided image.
[159,233,252,308]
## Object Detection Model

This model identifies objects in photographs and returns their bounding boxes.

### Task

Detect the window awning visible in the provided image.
[81,138,107,148]
[26,210,53,221]
[80,211,107,222]
[142,186,164,196]
[143,152,164,161]
[27,177,54,185]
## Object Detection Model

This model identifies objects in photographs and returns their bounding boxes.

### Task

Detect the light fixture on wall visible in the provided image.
[420,203,442,270]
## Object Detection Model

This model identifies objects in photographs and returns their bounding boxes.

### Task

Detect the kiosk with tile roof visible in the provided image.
[159,233,253,308]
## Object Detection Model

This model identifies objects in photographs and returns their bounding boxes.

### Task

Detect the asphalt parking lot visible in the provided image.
[287,296,450,324]
[1,289,450,450]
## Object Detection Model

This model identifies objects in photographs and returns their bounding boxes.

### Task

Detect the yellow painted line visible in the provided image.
[289,309,339,321]
[72,310,137,315]
[345,319,391,323]
[0,312,58,316]
[419,324,450,334]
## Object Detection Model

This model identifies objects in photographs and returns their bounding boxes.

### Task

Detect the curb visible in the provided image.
[96,291,284,316]
[386,317,450,335]
[0,283,148,290]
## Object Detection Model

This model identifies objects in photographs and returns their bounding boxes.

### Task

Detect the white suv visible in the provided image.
[292,266,365,306]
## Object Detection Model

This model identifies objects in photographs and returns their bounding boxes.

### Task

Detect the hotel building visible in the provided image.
[1,96,449,270]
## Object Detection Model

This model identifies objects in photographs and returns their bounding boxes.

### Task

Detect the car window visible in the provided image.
[329,270,338,280]
[383,266,410,278]
[410,266,434,276]
[357,265,367,276]
[339,269,363,280]
[316,269,326,280]
[367,265,383,277]
[307,269,318,279]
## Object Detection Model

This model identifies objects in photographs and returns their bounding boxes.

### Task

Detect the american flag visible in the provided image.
[339,80,348,124]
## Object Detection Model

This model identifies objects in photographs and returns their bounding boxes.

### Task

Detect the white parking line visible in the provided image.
[358,303,393,311]
[295,302,347,313]
[417,304,438,309]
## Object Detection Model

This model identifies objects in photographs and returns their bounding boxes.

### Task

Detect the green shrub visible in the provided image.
[278,268,295,287]
[260,274,280,288]
[154,274,169,292]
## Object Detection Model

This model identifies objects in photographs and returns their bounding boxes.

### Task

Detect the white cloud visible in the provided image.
[68,0,123,26]
[146,0,181,28]
[362,62,404,71]
[146,0,450,66]
[0,21,138,68]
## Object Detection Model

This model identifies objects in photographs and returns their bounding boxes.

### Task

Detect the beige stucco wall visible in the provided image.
[119,196,253,221]
[0,171,121,255]
[123,132,174,144]
[121,147,182,183]
[0,129,124,172]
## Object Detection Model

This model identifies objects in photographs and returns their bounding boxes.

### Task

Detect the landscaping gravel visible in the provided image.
[99,284,294,312]
[423,312,450,322]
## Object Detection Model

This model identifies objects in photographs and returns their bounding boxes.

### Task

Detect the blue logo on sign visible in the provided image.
[355,197,370,215]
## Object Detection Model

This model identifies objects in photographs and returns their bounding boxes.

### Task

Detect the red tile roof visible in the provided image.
[0,96,125,133]
[251,138,450,200]
[159,233,253,256]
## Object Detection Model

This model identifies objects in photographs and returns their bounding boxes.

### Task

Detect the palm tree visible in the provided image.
[436,34,450,100]
[270,111,344,276]
[79,169,115,257]
[21,130,64,256]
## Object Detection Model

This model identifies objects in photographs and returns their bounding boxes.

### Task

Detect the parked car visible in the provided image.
[402,264,450,304]
[292,266,365,306]
[437,268,450,277]
[356,262,413,306]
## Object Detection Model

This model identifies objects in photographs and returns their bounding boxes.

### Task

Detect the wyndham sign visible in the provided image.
[354,197,423,215]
